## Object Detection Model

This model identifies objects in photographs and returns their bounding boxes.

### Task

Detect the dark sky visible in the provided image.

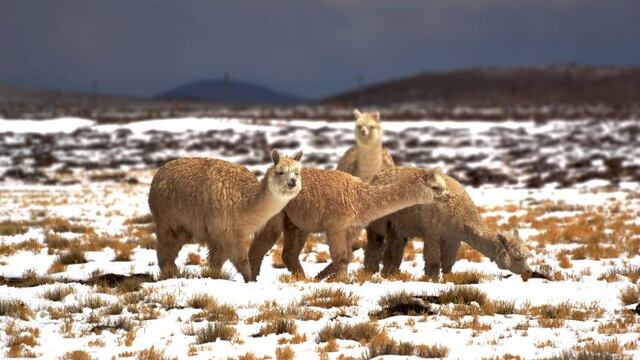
[1,1,639,99]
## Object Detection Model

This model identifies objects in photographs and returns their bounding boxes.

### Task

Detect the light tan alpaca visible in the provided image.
[148,150,302,282]
[364,169,532,279]
[249,166,447,280]
[337,109,395,183]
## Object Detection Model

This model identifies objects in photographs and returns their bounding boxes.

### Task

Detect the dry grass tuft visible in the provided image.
[438,286,487,305]
[523,301,604,326]
[5,321,40,358]
[0,239,42,256]
[573,338,625,356]
[316,321,381,343]
[557,253,573,269]
[190,302,238,323]
[60,350,94,360]
[255,319,298,337]
[194,323,237,344]
[371,291,433,319]
[364,333,449,359]
[78,295,109,310]
[598,266,640,283]
[47,260,67,274]
[275,346,295,360]
[315,251,330,263]
[481,299,517,315]
[185,252,202,266]
[301,287,359,308]
[249,301,322,323]
[0,298,34,320]
[442,270,492,285]
[0,220,29,236]
[56,248,87,265]
[41,285,75,302]
[200,266,234,280]
[7,269,54,287]
[125,214,154,225]
[619,285,640,305]
[112,242,136,262]
[186,293,217,309]
[278,273,318,283]
[135,346,176,360]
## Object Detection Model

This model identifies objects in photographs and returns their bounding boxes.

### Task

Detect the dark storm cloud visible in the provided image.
[1,0,639,98]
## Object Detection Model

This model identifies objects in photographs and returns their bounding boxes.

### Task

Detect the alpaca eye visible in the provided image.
[276,170,284,176]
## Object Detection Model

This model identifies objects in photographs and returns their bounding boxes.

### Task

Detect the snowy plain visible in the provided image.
[0,117,639,359]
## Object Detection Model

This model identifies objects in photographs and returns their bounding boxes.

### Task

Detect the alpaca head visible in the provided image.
[353,109,382,146]
[410,168,448,204]
[267,149,303,199]
[494,229,532,278]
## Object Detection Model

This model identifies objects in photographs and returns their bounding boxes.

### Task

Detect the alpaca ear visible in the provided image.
[292,150,303,161]
[271,149,280,165]
[512,228,520,238]
[353,109,363,118]
[373,111,380,122]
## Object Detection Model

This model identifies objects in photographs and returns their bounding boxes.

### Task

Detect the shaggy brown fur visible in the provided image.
[336,109,395,183]
[148,150,302,281]
[249,166,447,280]
[364,169,531,279]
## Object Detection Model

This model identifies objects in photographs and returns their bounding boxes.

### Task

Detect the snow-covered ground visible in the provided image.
[0,117,639,359]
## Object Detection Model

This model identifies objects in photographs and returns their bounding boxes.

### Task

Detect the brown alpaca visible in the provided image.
[364,168,532,279]
[337,109,395,183]
[148,150,302,282]
[249,166,447,280]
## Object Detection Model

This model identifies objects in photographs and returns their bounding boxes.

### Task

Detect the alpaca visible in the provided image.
[364,168,532,279]
[148,150,303,282]
[337,109,395,183]
[337,109,396,248]
[248,166,447,280]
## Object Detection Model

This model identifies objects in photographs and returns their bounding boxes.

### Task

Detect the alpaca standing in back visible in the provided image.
[337,109,395,183]
[365,168,532,279]
[148,150,302,282]
[249,166,447,280]
[337,109,396,248]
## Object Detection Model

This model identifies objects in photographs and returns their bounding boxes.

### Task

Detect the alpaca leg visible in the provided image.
[423,233,441,277]
[282,220,308,277]
[363,226,385,273]
[316,230,350,280]
[228,239,252,283]
[156,224,183,277]
[207,243,228,271]
[381,224,407,275]
[248,215,283,281]
[440,238,461,274]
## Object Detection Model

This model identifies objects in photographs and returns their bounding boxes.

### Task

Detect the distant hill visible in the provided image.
[323,65,640,108]
[158,79,303,105]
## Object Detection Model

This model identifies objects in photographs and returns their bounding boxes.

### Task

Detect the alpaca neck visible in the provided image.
[356,139,383,182]
[240,179,289,235]
[356,181,423,225]
[462,223,503,261]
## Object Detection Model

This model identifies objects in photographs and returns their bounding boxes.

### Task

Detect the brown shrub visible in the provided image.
[301,288,359,308]
[256,319,298,337]
[316,321,381,343]
[438,286,487,305]
[185,252,202,266]
[194,323,237,344]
